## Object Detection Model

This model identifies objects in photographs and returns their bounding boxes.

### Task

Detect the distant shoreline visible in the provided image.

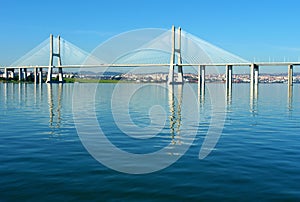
[0,78,299,84]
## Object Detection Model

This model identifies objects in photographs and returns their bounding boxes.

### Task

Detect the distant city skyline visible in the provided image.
[1,0,300,73]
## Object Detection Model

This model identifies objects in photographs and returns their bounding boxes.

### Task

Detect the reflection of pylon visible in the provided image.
[46,34,63,83]
[168,26,183,85]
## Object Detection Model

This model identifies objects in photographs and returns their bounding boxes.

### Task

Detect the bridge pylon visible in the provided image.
[46,34,63,83]
[168,26,184,85]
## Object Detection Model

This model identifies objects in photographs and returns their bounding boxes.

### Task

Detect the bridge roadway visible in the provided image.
[1,61,300,69]
[0,62,299,90]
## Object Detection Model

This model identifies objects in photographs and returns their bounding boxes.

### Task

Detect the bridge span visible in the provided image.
[0,26,299,94]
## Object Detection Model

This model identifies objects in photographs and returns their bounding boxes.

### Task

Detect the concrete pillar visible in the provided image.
[23,68,27,81]
[226,65,233,91]
[250,64,259,102]
[254,65,259,85]
[168,65,174,84]
[198,65,201,90]
[19,68,23,81]
[177,27,183,84]
[168,26,175,84]
[46,66,52,83]
[197,65,200,100]
[201,65,205,91]
[288,65,293,110]
[34,68,37,83]
[288,64,293,86]
[46,34,54,83]
[177,66,183,83]
[10,69,15,79]
[250,64,254,87]
[58,68,63,82]
[4,68,8,79]
[39,68,43,83]
[57,35,64,83]
[250,64,259,88]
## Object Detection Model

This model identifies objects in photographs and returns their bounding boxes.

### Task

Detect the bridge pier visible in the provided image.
[23,68,27,81]
[250,64,259,102]
[46,34,63,83]
[11,69,15,79]
[34,68,37,83]
[58,67,63,82]
[177,66,183,83]
[46,34,54,83]
[197,65,205,93]
[168,26,176,84]
[4,68,8,80]
[39,68,43,83]
[226,65,233,91]
[201,65,205,90]
[250,63,259,87]
[34,67,42,84]
[288,64,293,86]
[46,66,53,83]
[177,27,183,84]
[19,68,23,81]
[168,65,175,84]
[255,65,259,85]
[57,36,63,83]
[168,26,184,85]
[197,65,206,98]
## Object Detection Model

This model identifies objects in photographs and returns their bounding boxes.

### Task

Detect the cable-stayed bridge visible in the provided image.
[0,26,299,92]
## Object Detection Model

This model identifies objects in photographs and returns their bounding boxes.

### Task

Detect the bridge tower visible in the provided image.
[46,34,63,83]
[168,26,184,84]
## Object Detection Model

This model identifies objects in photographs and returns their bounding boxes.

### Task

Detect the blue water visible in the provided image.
[0,83,300,201]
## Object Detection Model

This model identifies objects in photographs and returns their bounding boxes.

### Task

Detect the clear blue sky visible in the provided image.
[1,0,300,72]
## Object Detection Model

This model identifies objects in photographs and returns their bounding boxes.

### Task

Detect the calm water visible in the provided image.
[0,82,300,201]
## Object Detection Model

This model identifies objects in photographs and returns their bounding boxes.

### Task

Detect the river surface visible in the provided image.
[0,83,300,201]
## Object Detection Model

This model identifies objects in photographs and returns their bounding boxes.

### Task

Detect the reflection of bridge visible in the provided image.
[0,26,299,93]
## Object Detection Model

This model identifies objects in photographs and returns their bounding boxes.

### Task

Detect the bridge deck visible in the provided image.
[1,62,300,69]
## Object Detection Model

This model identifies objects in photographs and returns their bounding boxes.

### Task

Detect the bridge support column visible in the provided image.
[46,34,53,83]
[168,65,175,84]
[58,68,63,82]
[177,27,183,84]
[10,69,15,79]
[250,64,259,87]
[198,65,205,100]
[19,68,23,81]
[177,66,183,84]
[288,64,293,86]
[46,66,53,83]
[250,64,259,101]
[57,36,63,83]
[46,34,63,83]
[23,68,27,81]
[168,26,176,84]
[34,68,37,83]
[226,65,233,91]
[198,65,201,89]
[200,65,205,91]
[4,68,8,80]
[39,68,43,83]
[255,65,259,85]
